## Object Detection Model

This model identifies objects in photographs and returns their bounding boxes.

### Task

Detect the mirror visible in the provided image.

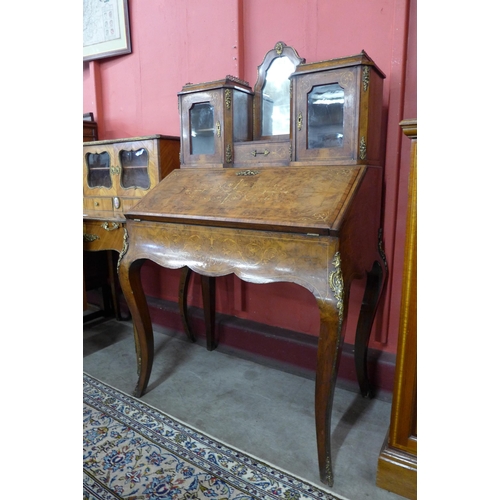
[253,42,305,140]
[261,57,297,136]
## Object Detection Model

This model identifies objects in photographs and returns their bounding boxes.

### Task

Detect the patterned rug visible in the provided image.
[83,373,347,500]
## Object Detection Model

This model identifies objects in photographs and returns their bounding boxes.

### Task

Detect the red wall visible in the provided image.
[83,0,417,356]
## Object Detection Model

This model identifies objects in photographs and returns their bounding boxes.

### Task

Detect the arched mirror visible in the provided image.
[253,42,305,140]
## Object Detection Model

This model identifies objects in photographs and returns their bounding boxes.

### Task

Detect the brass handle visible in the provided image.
[297,111,303,131]
[250,149,270,157]
[110,166,121,175]
[216,121,221,137]
[101,222,119,231]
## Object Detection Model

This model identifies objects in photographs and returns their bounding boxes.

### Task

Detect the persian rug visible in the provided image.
[84,373,347,500]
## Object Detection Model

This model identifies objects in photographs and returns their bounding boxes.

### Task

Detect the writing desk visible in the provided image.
[118,164,386,486]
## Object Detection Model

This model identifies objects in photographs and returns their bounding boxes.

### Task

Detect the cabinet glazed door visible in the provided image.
[83,146,114,197]
[180,90,225,167]
[293,67,360,164]
[115,139,158,195]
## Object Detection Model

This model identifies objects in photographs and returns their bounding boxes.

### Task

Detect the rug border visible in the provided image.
[83,371,351,500]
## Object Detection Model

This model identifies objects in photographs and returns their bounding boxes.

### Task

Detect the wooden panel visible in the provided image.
[126,165,366,235]
[158,136,181,179]
[377,119,417,499]
[377,434,417,500]
[390,119,417,455]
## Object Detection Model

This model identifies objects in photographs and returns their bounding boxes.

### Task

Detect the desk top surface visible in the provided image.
[125,165,367,236]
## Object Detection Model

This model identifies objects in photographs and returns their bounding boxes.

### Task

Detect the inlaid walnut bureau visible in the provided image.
[118,43,388,486]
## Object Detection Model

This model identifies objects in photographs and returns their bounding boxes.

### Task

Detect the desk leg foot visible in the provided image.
[119,257,154,398]
[354,259,386,398]
[201,276,217,351]
[179,267,196,343]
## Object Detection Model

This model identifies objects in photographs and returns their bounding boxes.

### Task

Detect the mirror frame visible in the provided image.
[253,41,305,141]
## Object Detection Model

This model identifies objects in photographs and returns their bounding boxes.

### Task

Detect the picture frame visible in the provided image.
[83,0,131,62]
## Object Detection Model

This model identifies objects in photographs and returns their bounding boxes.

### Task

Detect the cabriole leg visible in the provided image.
[354,260,384,398]
[118,256,154,398]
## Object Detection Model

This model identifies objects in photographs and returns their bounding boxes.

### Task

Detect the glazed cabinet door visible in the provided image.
[114,138,160,203]
[83,145,115,198]
[292,66,361,165]
[179,90,226,168]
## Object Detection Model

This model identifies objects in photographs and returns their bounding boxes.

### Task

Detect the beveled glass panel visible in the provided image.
[190,103,215,155]
[307,84,344,149]
[119,148,150,189]
[86,152,112,188]
[261,57,296,136]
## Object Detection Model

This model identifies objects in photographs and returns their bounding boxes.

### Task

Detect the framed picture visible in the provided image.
[83,0,131,62]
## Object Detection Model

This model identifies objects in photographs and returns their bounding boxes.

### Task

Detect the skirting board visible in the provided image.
[376,432,417,499]
[143,295,396,400]
[86,290,395,399]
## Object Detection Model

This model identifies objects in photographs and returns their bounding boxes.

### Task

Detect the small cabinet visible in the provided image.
[83,135,180,216]
[178,77,253,168]
[290,51,385,166]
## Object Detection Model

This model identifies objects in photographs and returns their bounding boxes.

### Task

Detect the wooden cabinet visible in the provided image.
[290,51,385,166]
[177,45,385,171]
[178,42,305,169]
[83,135,180,217]
[83,134,180,321]
[178,77,253,168]
[376,119,417,499]
[83,112,98,142]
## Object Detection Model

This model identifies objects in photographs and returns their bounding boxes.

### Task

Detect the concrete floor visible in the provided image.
[83,314,406,500]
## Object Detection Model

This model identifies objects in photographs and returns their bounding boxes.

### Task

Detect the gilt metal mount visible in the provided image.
[225,89,231,110]
[236,170,260,176]
[359,136,367,160]
[362,66,370,92]
[225,144,233,163]
[328,251,344,325]
[83,233,99,243]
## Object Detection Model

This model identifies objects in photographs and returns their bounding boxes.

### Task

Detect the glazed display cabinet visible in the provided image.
[83,135,180,217]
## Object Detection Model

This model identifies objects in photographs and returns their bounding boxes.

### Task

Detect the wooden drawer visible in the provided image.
[83,197,113,212]
[119,198,141,213]
[83,219,126,253]
[233,140,291,167]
